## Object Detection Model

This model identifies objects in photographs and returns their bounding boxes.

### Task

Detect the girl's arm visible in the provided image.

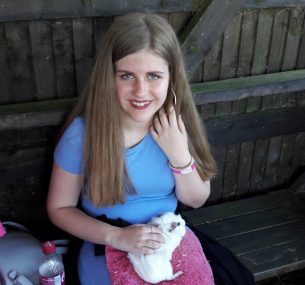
[150,106,210,208]
[47,163,163,254]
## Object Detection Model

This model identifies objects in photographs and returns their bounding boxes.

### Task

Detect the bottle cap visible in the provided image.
[0,222,6,237]
[42,241,56,254]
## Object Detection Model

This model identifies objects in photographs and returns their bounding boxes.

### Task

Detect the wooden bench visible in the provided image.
[182,171,305,282]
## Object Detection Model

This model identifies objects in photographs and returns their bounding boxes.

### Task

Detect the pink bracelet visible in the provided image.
[169,158,196,175]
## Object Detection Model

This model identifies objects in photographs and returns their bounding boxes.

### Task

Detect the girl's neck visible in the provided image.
[122,121,151,148]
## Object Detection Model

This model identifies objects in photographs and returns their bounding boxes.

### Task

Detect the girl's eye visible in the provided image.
[121,74,133,80]
[148,73,160,80]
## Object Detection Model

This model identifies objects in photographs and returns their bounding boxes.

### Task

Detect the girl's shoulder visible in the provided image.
[54,116,85,174]
[65,117,85,136]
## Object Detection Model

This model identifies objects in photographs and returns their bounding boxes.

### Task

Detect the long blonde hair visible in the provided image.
[66,13,216,206]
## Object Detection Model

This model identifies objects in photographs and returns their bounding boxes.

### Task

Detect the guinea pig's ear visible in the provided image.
[169,222,179,232]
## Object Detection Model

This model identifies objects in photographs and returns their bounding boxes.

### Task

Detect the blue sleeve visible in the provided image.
[54,117,85,174]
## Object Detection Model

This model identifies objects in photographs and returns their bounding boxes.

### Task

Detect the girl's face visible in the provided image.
[115,49,170,129]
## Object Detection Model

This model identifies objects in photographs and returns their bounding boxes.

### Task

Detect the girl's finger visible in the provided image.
[150,125,159,139]
[158,107,169,128]
[143,239,162,250]
[178,115,187,135]
[167,106,178,128]
[153,115,162,133]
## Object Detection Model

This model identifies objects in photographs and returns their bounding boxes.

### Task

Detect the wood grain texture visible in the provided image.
[191,69,305,105]
[181,0,246,79]
[182,189,305,281]
[0,0,197,22]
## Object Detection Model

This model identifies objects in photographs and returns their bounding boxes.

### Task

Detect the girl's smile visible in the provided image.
[130,100,151,109]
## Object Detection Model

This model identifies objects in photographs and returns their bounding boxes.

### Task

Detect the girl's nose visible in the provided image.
[134,79,146,98]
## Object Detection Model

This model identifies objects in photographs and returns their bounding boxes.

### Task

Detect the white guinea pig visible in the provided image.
[127,212,186,284]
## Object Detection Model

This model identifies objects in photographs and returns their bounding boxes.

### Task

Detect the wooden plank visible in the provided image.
[0,126,58,152]
[275,8,305,186]
[218,14,242,199]
[290,12,305,178]
[236,141,254,195]
[94,17,113,53]
[0,110,67,130]
[29,21,57,100]
[267,8,289,74]
[290,169,305,193]
[0,98,76,130]
[191,69,305,105]
[204,106,305,146]
[180,0,246,79]
[214,19,230,202]
[182,189,298,226]
[291,132,305,175]
[0,0,304,22]
[297,13,305,68]
[296,91,305,106]
[202,38,222,82]
[209,146,225,202]
[0,147,49,171]
[222,143,240,199]
[201,38,222,119]
[262,136,282,189]
[251,9,274,76]
[169,12,191,35]
[282,7,304,70]
[247,8,274,112]
[220,14,242,80]
[221,221,305,256]
[277,134,297,186]
[73,18,94,95]
[235,10,258,196]
[0,146,55,235]
[277,8,304,106]
[198,209,305,241]
[244,0,305,9]
[236,10,257,78]
[249,139,269,192]
[5,22,36,102]
[0,23,12,104]
[0,0,197,22]
[0,98,76,116]
[260,8,288,190]
[240,238,305,281]
[52,20,76,98]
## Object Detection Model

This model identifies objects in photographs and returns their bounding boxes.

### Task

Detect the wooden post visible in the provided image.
[181,0,247,79]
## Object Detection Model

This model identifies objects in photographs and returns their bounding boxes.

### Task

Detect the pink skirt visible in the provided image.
[106,229,214,285]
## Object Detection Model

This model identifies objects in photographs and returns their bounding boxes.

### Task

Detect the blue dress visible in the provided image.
[54,118,178,285]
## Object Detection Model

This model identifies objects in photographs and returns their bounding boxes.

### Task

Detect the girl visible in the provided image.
[47,13,216,284]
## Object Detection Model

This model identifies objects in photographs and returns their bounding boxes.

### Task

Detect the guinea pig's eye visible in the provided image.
[177,222,180,226]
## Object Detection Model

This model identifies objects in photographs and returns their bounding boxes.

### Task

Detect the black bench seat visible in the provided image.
[182,189,305,281]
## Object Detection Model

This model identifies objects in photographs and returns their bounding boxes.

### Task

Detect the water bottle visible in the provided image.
[39,241,65,285]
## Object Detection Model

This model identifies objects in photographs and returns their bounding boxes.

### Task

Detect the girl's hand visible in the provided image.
[150,105,191,167]
[110,224,164,255]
